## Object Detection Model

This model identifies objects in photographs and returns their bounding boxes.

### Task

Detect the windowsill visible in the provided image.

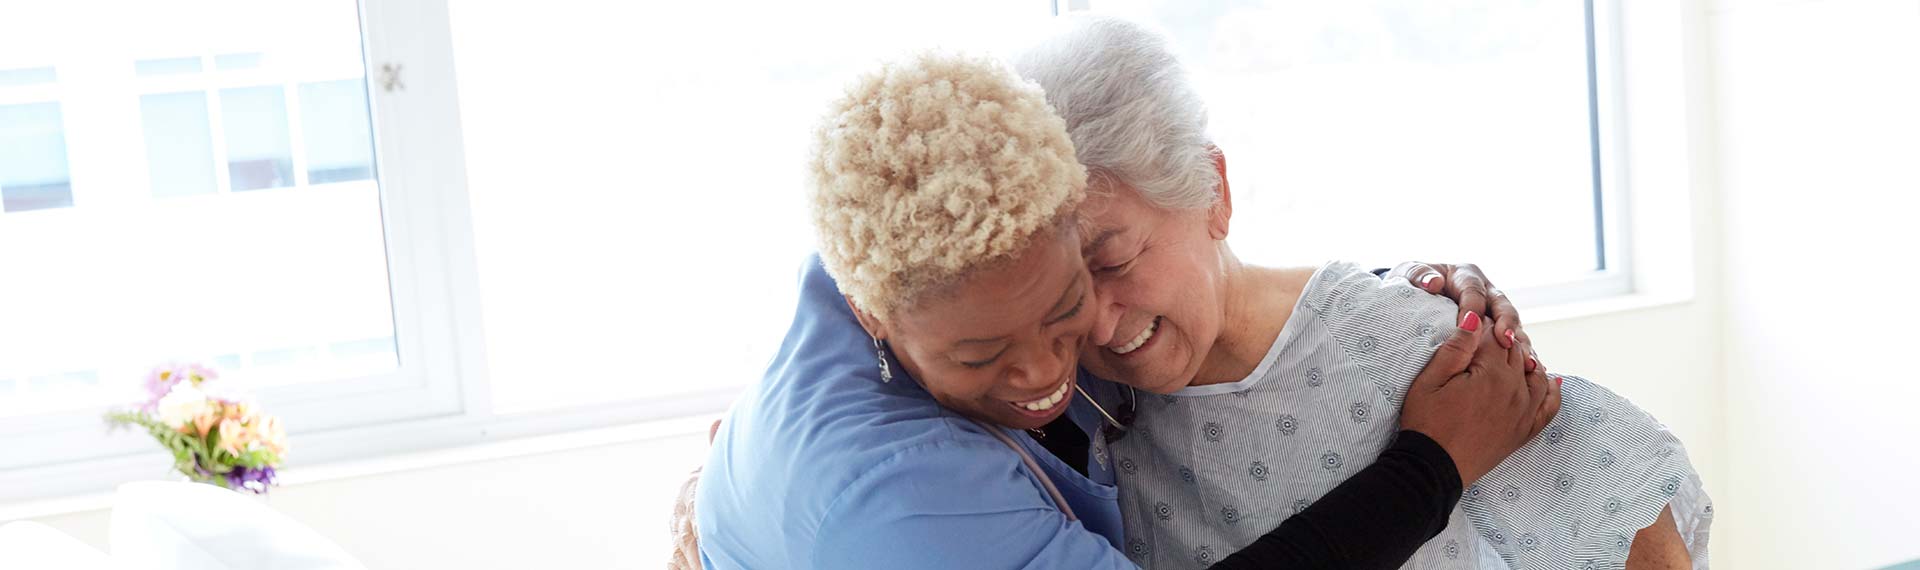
[1524,290,1696,325]
[0,413,720,522]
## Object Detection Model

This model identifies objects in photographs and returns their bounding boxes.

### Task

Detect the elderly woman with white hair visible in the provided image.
[695,49,1559,569]
[1013,15,1712,570]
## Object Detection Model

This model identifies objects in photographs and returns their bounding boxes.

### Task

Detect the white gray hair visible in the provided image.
[1012,14,1219,211]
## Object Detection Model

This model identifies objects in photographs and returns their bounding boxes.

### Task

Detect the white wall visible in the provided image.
[1711,0,1920,568]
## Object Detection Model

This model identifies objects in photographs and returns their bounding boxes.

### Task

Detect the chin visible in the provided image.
[1087,367,1176,394]
[1091,359,1191,394]
[1121,371,1189,395]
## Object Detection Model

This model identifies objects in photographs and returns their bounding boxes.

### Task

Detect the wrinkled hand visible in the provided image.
[1398,311,1560,487]
[1387,261,1541,373]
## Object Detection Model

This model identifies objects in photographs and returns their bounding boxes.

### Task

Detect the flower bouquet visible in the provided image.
[105,363,288,494]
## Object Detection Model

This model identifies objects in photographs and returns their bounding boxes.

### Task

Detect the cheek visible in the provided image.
[920,371,998,403]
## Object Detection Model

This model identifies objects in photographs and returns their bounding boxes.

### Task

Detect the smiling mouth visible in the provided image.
[1110,316,1161,355]
[1010,377,1073,413]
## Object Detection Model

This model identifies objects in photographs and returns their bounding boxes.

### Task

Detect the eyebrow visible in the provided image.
[1082,228,1123,257]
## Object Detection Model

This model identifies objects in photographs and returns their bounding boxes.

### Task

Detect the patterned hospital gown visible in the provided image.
[1109,261,1712,569]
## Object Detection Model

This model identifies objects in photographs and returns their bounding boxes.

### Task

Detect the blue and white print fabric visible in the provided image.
[1111,261,1712,569]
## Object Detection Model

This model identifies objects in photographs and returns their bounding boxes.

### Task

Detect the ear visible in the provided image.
[1205,145,1233,240]
[845,295,889,341]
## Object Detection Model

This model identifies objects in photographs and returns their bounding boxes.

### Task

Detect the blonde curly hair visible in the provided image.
[808,51,1086,320]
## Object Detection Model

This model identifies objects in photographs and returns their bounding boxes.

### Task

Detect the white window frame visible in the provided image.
[0,0,480,502]
[1060,0,1637,310]
[1501,0,1636,311]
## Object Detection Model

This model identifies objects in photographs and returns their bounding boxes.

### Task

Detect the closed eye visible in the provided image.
[961,347,1008,369]
[1046,293,1085,326]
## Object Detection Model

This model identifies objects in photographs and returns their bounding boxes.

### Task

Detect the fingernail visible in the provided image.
[1460,311,1480,332]
[1505,330,1517,347]
[1420,273,1441,289]
[1526,356,1537,371]
[1555,376,1563,388]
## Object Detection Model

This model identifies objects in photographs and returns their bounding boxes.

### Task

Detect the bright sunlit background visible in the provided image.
[3,0,1916,569]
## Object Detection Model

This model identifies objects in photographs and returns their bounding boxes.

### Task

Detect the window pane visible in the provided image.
[0,67,58,87]
[141,92,219,198]
[0,0,396,418]
[451,0,1050,412]
[220,86,295,191]
[299,79,375,184]
[0,102,74,212]
[1083,0,1599,287]
[214,52,264,70]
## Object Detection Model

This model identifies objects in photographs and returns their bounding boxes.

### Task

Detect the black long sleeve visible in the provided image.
[1208,430,1463,570]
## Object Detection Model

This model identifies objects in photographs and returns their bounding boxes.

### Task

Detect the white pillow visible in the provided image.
[110,482,366,570]
[0,520,119,570]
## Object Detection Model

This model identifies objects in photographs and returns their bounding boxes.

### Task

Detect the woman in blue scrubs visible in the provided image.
[695,51,1553,569]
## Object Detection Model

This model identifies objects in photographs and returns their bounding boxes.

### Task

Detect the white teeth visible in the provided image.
[1018,379,1073,411]
[1110,317,1159,355]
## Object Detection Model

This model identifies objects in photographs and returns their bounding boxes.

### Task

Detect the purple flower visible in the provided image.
[142,365,183,411]
[225,465,278,494]
[141,363,220,411]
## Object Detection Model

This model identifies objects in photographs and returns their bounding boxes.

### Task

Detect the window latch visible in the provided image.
[380,63,405,93]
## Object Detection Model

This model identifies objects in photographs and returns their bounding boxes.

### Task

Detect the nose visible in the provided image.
[1089,280,1126,347]
[1008,336,1076,392]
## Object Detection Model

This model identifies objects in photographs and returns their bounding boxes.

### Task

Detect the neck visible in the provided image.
[1190,246,1310,385]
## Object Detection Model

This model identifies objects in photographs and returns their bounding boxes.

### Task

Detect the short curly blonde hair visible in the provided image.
[809,51,1086,320]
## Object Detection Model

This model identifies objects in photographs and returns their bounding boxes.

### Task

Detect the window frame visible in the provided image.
[1497,0,1635,308]
[1059,0,1635,310]
[0,0,481,502]
[1502,0,1633,310]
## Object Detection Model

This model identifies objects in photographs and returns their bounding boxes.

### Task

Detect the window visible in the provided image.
[0,0,473,501]
[1074,0,1625,296]
[2,0,1622,501]
[140,92,220,198]
[0,100,74,212]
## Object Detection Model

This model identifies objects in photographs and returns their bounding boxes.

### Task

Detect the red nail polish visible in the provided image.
[1505,330,1517,347]
[1526,356,1537,371]
[1555,376,1563,387]
[1460,311,1480,332]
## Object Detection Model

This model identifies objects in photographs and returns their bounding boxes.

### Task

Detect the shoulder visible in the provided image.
[1301,261,1457,333]
[701,255,1025,564]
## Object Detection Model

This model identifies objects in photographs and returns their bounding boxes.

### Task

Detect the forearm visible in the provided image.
[1210,430,1461,570]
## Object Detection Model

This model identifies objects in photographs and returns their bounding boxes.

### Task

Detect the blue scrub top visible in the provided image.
[697,256,1134,569]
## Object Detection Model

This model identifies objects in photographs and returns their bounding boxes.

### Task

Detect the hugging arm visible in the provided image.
[1208,429,1462,569]
[1213,263,1560,569]
[1214,315,1557,569]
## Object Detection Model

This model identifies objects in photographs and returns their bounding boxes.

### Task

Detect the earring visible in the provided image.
[873,337,893,383]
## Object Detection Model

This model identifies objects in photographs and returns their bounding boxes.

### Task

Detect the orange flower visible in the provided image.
[217,419,247,455]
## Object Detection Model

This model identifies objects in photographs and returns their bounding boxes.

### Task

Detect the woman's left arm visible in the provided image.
[1384,261,1541,374]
